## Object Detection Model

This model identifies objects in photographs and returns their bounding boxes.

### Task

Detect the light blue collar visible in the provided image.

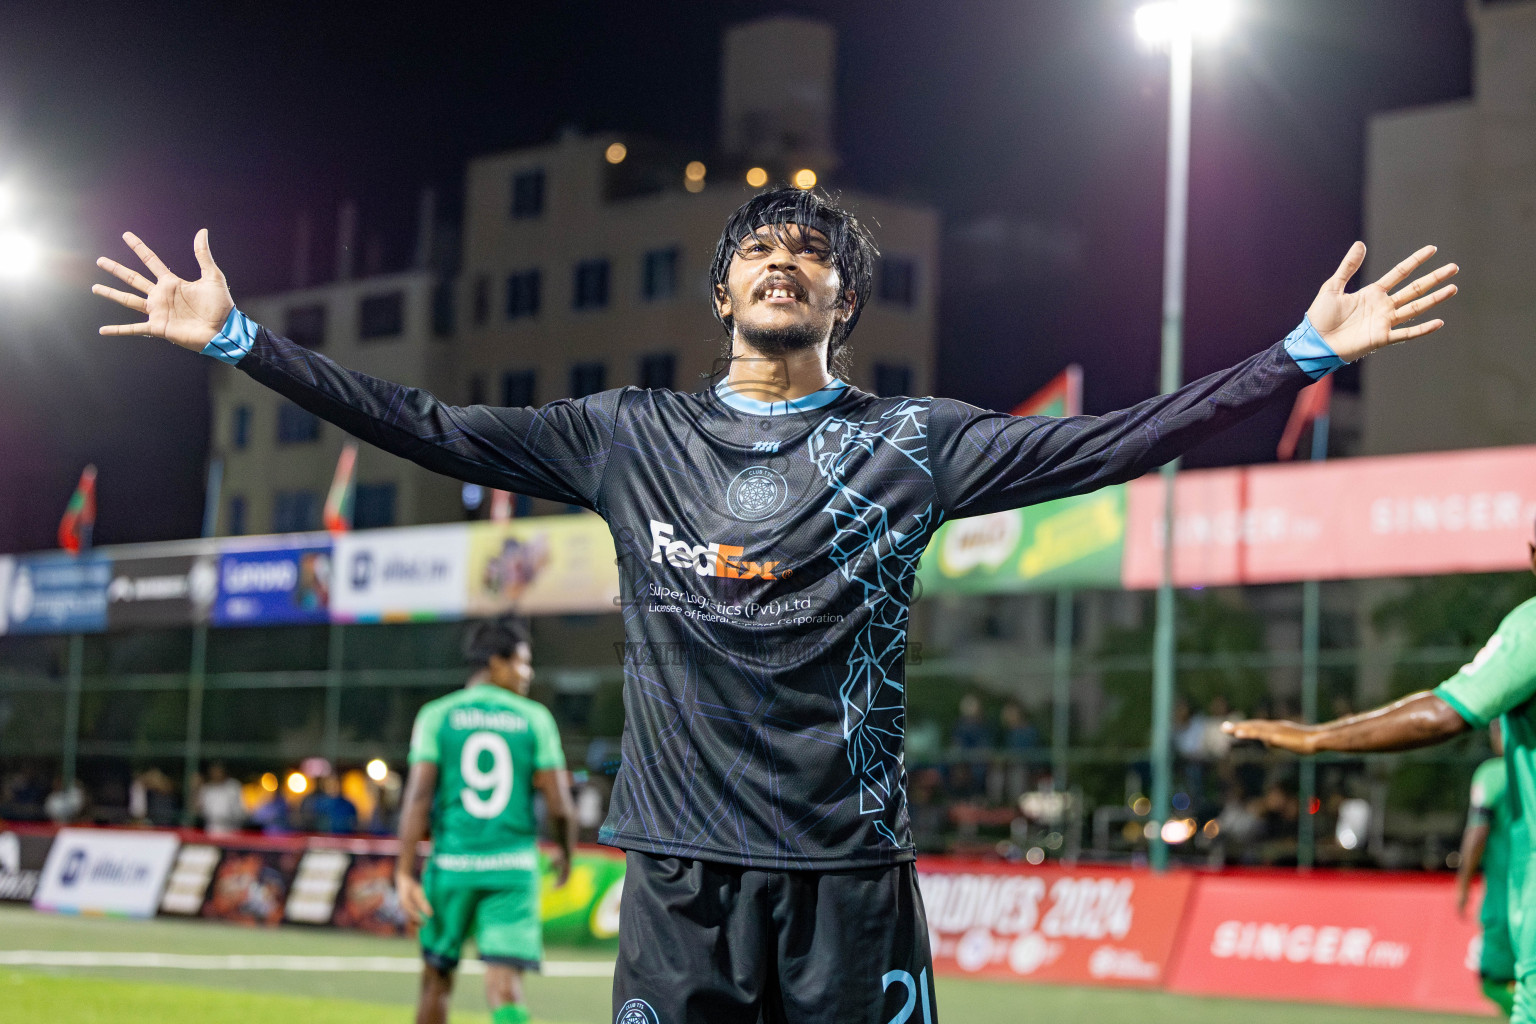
[714,378,849,416]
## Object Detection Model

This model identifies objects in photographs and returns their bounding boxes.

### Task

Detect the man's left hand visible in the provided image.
[1307,242,1458,362]
[1222,718,1316,755]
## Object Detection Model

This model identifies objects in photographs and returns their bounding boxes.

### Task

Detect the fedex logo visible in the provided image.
[649,520,778,579]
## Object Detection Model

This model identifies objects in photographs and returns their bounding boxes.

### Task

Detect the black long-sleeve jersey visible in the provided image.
[231,316,1319,869]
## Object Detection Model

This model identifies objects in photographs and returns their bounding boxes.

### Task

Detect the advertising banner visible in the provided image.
[0,828,54,902]
[330,852,408,936]
[106,552,219,630]
[540,849,625,945]
[332,525,470,622]
[917,860,1193,987]
[213,543,333,627]
[199,844,302,926]
[5,555,111,634]
[919,488,1126,594]
[1167,873,1488,1015]
[1123,445,1536,588]
[33,828,179,917]
[467,515,620,616]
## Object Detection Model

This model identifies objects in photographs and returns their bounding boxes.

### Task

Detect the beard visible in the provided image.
[735,317,827,355]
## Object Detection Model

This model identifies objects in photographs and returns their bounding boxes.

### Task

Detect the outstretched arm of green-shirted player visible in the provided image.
[1227,599,1536,754]
[1223,691,1468,754]
[396,761,438,925]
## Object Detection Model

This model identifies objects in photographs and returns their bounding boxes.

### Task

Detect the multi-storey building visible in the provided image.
[210,16,938,531]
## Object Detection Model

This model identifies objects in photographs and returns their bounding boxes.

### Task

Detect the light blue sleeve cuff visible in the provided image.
[1282,315,1344,380]
[201,307,258,366]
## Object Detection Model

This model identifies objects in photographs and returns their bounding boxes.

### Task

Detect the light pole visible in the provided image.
[1134,0,1232,871]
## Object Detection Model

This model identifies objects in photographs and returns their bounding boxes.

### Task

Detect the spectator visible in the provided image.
[129,768,179,826]
[951,694,994,750]
[44,776,85,824]
[310,774,358,834]
[197,762,246,835]
[250,788,291,835]
[1000,703,1040,751]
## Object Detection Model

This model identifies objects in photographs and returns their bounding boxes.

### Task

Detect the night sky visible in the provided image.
[0,1,1471,553]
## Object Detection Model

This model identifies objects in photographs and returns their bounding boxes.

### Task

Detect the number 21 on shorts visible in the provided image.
[882,967,934,1024]
[461,730,513,818]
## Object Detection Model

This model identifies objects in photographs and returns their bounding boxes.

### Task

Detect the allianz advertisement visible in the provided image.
[333,526,469,622]
[213,542,333,627]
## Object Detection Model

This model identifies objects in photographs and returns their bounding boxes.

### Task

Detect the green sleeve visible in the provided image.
[1435,600,1536,728]
[408,700,448,764]
[532,706,566,771]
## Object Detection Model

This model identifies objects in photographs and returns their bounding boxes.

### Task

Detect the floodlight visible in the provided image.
[0,229,41,280]
[1135,0,1234,48]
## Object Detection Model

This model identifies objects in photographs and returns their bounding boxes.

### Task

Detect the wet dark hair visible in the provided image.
[462,617,531,667]
[709,186,878,378]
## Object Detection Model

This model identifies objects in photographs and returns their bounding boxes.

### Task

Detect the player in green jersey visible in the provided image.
[1458,721,1517,1015]
[395,618,576,1024]
[1224,535,1536,1022]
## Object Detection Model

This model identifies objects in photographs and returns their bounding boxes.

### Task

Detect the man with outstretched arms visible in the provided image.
[1226,538,1536,1022]
[1458,721,1518,1016]
[96,186,1455,1024]
[395,618,576,1024]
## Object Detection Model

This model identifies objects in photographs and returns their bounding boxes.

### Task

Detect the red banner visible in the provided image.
[1123,444,1536,588]
[917,859,1193,987]
[1167,873,1489,1015]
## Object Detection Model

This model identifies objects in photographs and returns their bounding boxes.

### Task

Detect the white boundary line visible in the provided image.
[0,950,614,978]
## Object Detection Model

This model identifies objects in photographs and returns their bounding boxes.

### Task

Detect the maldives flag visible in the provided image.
[323,443,358,533]
[58,465,97,553]
[1276,375,1333,461]
[1013,364,1083,419]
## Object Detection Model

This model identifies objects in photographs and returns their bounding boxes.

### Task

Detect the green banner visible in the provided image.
[918,486,1126,594]
[538,849,624,944]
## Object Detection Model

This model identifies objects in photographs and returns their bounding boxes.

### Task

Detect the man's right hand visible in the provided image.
[396,871,433,926]
[93,229,234,351]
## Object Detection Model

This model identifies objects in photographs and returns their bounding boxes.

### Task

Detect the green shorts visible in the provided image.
[418,866,543,972]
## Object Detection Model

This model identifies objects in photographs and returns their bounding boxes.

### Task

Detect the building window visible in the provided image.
[570,362,606,398]
[285,304,326,348]
[639,353,675,390]
[227,495,246,536]
[873,363,912,397]
[231,404,251,450]
[511,168,545,219]
[354,482,397,530]
[642,247,680,301]
[472,276,490,326]
[273,490,322,533]
[432,280,455,337]
[502,370,536,408]
[506,270,541,319]
[359,291,404,339]
[276,402,321,444]
[878,257,917,308]
[573,259,610,310]
[468,374,487,406]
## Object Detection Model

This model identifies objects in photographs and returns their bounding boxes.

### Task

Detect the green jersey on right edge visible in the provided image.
[1471,756,1517,982]
[408,683,566,889]
[1435,595,1536,986]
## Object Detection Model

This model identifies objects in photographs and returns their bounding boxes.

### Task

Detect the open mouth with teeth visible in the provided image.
[758,279,804,305]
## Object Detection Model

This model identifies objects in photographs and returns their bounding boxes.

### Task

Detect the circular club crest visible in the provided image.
[616,998,661,1024]
[726,465,790,522]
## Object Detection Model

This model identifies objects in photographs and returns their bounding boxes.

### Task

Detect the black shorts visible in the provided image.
[612,851,937,1024]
